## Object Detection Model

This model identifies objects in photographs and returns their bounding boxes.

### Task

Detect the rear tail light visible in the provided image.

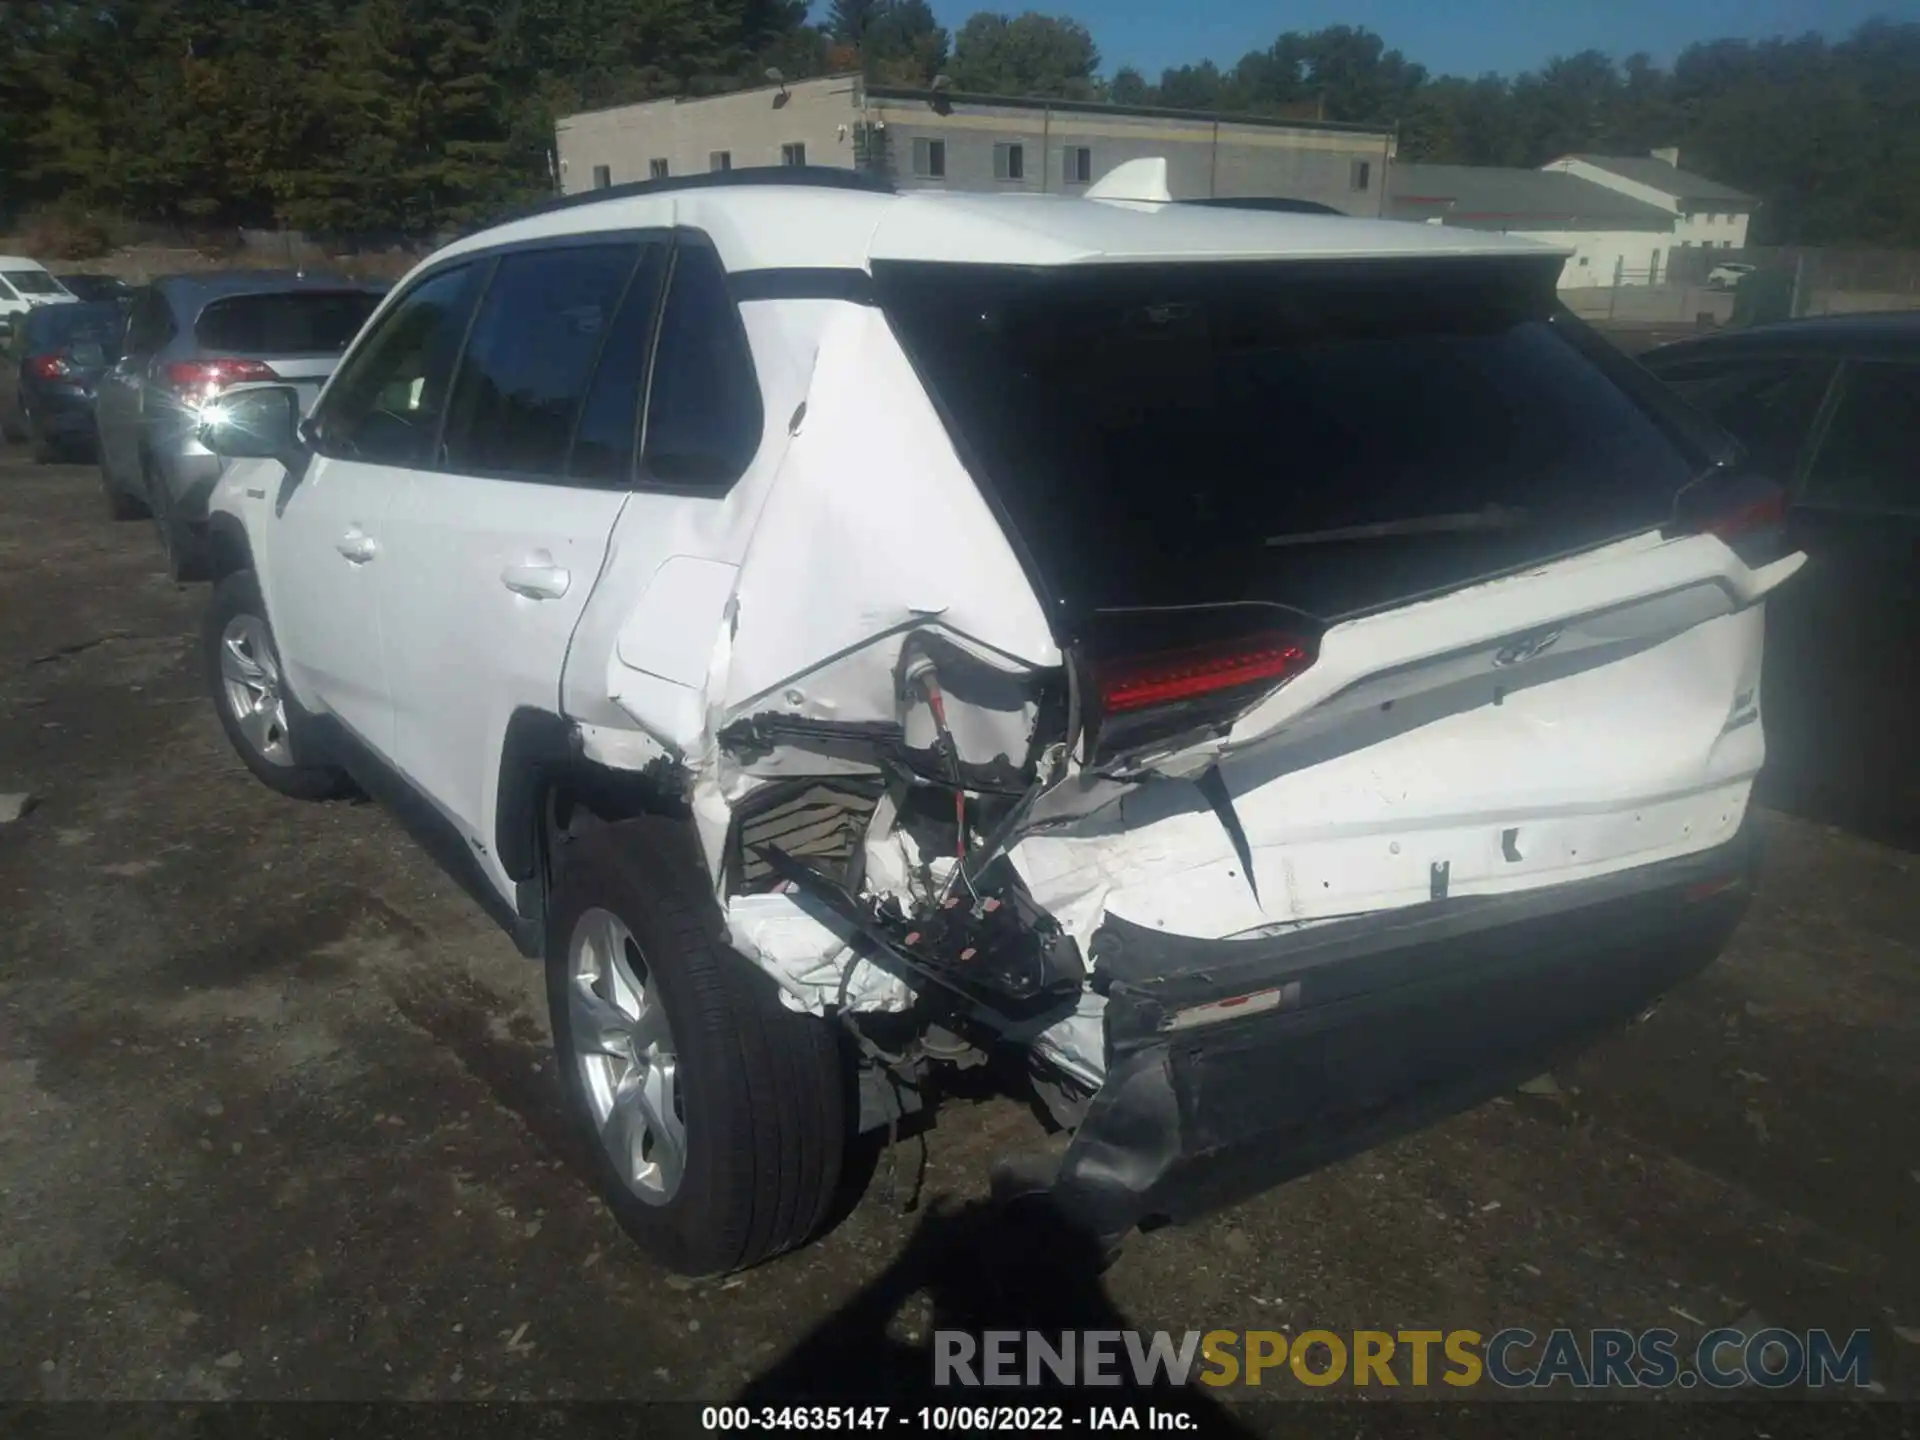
[27,354,71,380]
[1093,633,1314,714]
[161,357,280,399]
[1700,487,1787,540]
[1671,471,1789,566]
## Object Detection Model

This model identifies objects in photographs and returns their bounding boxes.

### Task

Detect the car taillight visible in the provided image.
[1094,634,1314,714]
[1672,472,1789,565]
[27,354,71,380]
[162,357,279,398]
[1701,487,1787,540]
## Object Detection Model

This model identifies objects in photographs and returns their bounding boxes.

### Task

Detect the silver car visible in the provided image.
[93,272,386,578]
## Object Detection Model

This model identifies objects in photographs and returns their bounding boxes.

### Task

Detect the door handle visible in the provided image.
[335,528,377,564]
[501,558,571,600]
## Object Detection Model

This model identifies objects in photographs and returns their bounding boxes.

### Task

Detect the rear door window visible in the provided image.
[194,291,382,355]
[440,243,642,479]
[1654,355,1834,478]
[1803,361,1920,516]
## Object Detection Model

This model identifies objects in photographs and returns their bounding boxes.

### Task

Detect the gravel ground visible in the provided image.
[0,449,1914,1429]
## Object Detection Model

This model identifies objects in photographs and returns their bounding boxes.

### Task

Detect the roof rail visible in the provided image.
[1181,196,1344,216]
[475,166,896,235]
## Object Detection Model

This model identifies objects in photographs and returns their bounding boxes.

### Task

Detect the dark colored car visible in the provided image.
[57,274,137,306]
[93,271,388,577]
[1642,313,1920,843]
[0,301,122,460]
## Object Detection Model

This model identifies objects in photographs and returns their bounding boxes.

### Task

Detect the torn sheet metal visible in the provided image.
[718,303,1059,737]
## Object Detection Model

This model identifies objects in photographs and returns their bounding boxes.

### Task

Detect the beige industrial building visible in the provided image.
[555,74,1397,215]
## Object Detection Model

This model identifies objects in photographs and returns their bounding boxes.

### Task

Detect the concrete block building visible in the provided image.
[1389,150,1757,288]
[555,74,1397,216]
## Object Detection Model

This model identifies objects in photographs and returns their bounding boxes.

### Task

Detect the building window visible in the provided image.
[781,142,807,167]
[993,142,1025,182]
[710,150,732,172]
[592,165,611,190]
[912,137,946,179]
[649,158,669,180]
[1064,145,1092,184]
[1350,159,1372,191]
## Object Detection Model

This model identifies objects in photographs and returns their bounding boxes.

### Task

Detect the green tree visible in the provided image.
[948,11,1100,99]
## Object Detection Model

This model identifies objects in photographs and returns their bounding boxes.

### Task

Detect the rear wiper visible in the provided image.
[1265,504,1531,549]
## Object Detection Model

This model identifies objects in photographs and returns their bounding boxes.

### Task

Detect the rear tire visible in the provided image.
[151,467,208,581]
[547,817,847,1276]
[203,570,352,801]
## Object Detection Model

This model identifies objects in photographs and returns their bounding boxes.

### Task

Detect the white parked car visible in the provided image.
[1707,261,1757,290]
[194,164,1802,1275]
[0,255,77,337]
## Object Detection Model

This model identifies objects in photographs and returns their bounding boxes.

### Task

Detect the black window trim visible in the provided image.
[308,224,764,497]
[310,228,678,488]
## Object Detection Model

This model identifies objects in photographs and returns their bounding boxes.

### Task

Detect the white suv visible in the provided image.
[194,164,1802,1276]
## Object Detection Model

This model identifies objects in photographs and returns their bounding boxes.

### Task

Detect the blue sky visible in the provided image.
[851,0,1920,80]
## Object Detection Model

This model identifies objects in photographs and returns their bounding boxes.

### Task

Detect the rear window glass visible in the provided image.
[194,290,381,355]
[24,302,121,353]
[2,269,64,296]
[877,258,1702,619]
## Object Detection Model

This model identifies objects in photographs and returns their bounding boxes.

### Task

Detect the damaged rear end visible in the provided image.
[695,247,1798,1239]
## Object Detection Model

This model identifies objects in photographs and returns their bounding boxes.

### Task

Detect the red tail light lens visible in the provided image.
[1094,634,1314,714]
[27,354,70,380]
[162,358,280,398]
[1701,488,1787,540]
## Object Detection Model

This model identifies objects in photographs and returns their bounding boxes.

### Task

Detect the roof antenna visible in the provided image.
[1085,156,1172,207]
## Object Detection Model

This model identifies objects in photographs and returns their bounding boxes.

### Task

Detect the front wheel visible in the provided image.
[547,817,848,1276]
[203,570,352,801]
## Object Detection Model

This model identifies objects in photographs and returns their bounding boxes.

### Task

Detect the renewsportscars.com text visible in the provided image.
[933,1327,1874,1390]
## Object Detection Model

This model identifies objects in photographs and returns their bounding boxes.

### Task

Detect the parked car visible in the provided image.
[1642,313,1919,844]
[0,255,77,338]
[56,273,137,306]
[1707,261,1757,291]
[193,165,1793,1276]
[0,301,121,460]
[92,272,387,579]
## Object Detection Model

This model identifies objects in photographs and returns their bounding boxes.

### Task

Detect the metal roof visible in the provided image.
[1644,311,1920,366]
[1562,154,1756,207]
[862,84,1393,138]
[1388,164,1676,232]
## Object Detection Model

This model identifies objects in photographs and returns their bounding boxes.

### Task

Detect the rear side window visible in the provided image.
[440,244,641,478]
[1655,356,1833,478]
[194,290,381,355]
[640,243,763,489]
[316,264,480,468]
[1804,361,1920,514]
[568,243,670,482]
[123,291,175,355]
[877,257,1702,619]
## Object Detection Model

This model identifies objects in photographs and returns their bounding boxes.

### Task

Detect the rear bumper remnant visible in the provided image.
[1050,823,1758,1242]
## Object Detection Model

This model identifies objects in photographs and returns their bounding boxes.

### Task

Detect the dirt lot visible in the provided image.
[0,448,1916,1423]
